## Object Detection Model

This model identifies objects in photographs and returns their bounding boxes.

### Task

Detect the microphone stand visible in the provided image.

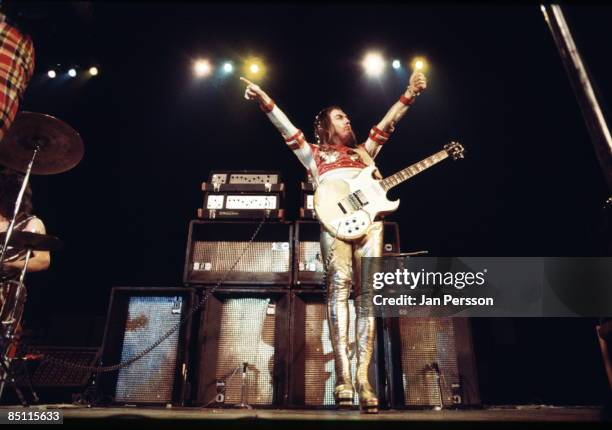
[427,362,444,411]
[234,362,252,409]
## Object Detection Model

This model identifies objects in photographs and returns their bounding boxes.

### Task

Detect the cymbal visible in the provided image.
[0,231,63,252]
[0,112,84,175]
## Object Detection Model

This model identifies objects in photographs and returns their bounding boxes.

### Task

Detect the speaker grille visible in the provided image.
[399,318,459,406]
[12,347,98,388]
[114,296,183,403]
[31,350,97,387]
[193,241,290,273]
[215,297,276,405]
[303,299,358,406]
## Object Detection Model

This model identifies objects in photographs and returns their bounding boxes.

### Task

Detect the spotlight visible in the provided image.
[89,66,99,76]
[193,59,212,77]
[244,58,265,79]
[362,52,385,77]
[47,70,56,78]
[68,68,77,77]
[222,62,234,73]
[392,59,401,69]
[411,57,428,72]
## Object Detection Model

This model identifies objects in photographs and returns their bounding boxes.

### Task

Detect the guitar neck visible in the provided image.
[380,150,449,191]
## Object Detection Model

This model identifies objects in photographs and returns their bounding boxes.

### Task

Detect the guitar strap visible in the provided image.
[354,145,383,179]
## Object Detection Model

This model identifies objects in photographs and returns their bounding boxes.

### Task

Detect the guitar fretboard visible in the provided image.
[380,150,449,191]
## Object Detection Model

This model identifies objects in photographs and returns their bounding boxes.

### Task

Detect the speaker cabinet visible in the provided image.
[195,289,289,407]
[288,291,383,408]
[293,221,400,287]
[98,287,195,405]
[4,346,99,404]
[384,317,480,408]
[184,220,293,286]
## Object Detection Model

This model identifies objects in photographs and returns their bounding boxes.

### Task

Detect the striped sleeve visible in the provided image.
[285,129,317,177]
[284,129,306,150]
[264,104,318,179]
[363,126,391,158]
[265,104,299,140]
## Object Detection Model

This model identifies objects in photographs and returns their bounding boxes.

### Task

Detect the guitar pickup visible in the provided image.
[337,202,348,214]
[354,190,368,206]
[347,195,361,211]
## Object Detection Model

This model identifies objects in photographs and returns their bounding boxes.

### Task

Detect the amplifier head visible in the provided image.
[208,170,282,185]
[205,194,280,211]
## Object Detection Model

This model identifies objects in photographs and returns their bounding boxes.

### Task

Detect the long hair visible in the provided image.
[0,168,33,219]
[313,106,357,148]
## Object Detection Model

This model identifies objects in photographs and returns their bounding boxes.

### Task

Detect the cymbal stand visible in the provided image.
[0,145,38,266]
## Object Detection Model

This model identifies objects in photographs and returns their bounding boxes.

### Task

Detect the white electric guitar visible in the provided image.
[314,141,465,240]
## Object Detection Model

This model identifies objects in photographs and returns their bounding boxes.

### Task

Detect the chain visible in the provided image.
[30,217,268,374]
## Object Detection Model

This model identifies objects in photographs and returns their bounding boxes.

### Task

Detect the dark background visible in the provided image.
[5,2,611,405]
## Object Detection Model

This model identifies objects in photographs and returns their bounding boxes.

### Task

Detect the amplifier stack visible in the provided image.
[92,170,480,410]
[190,171,291,407]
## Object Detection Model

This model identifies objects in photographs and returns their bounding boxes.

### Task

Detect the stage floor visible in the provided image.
[0,404,608,429]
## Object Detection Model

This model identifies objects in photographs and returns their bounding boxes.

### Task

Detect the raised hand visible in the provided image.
[408,71,427,94]
[240,76,266,101]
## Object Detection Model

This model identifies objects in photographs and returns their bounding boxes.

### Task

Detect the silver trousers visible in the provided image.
[320,221,382,401]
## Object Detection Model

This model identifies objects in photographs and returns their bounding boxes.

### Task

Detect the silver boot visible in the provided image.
[354,294,378,414]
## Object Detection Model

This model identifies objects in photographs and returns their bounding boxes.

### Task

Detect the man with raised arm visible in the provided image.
[241,71,426,413]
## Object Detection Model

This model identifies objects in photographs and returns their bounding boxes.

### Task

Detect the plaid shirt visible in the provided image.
[0,20,35,142]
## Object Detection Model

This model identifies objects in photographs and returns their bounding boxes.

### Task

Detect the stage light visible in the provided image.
[222,62,234,73]
[411,57,428,73]
[362,52,386,77]
[392,59,401,69]
[193,59,212,77]
[68,68,77,77]
[89,66,99,76]
[47,70,56,78]
[244,58,265,79]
